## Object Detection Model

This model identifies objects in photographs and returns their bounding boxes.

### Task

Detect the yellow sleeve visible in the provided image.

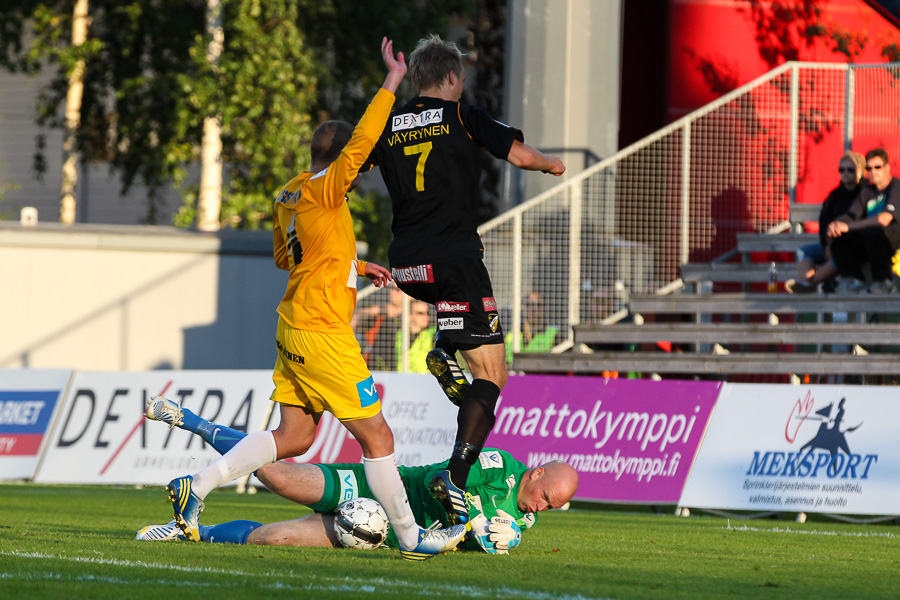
[320,89,396,208]
[272,205,290,271]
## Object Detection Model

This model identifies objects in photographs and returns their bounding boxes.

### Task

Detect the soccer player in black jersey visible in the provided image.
[364,34,565,525]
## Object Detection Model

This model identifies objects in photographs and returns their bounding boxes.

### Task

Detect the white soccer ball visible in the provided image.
[333,498,389,549]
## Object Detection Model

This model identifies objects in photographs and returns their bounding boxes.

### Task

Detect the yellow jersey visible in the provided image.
[272,89,395,333]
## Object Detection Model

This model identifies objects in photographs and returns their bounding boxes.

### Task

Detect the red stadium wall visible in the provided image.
[668,0,900,216]
[621,1,900,250]
[668,0,900,123]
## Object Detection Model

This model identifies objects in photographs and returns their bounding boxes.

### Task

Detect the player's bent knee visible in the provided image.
[345,414,395,458]
[254,463,286,491]
[271,430,314,460]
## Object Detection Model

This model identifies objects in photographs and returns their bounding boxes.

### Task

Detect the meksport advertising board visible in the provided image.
[680,384,900,515]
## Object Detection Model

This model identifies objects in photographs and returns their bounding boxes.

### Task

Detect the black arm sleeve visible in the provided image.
[458,104,524,161]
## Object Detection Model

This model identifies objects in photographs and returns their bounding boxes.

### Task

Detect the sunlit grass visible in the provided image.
[1,484,897,599]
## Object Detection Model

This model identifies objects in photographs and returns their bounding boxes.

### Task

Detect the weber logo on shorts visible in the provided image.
[356,376,379,408]
[438,317,464,330]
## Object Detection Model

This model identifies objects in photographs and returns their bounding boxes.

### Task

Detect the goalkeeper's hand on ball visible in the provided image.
[470,510,522,555]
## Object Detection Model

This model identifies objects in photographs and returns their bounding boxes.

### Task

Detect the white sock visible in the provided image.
[191,430,277,499]
[362,454,420,549]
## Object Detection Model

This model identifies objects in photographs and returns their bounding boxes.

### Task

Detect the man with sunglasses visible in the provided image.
[826,148,900,293]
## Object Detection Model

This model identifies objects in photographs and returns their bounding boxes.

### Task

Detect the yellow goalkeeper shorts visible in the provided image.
[271,317,381,421]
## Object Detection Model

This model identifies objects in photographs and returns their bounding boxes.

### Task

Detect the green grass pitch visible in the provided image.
[1,483,897,599]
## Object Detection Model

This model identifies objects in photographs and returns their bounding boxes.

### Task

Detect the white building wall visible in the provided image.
[0,223,284,371]
[504,0,623,206]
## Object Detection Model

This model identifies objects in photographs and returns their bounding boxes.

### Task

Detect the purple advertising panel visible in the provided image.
[486,375,722,504]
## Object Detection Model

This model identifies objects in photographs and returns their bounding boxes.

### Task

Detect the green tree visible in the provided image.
[0,0,472,229]
[297,0,471,121]
[174,0,319,228]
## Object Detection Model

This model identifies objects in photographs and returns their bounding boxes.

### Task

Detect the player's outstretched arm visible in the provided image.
[507,139,566,176]
[381,37,407,95]
[319,37,406,205]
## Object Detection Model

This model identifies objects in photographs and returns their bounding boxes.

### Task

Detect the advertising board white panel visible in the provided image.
[680,384,900,516]
[34,371,458,486]
[34,370,276,485]
[244,372,458,488]
[0,369,72,480]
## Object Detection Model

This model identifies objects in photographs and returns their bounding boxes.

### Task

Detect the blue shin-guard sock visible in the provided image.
[177,408,206,435]
[199,520,263,545]
[178,408,248,455]
[200,424,248,455]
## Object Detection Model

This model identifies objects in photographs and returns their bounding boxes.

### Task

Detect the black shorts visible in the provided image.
[391,258,504,348]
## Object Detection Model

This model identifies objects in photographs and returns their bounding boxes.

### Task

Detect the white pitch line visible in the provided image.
[1,550,616,600]
[723,521,899,539]
[0,572,223,588]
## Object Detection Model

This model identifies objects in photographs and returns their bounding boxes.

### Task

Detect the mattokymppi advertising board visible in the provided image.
[486,375,721,504]
[0,369,72,480]
[679,384,900,515]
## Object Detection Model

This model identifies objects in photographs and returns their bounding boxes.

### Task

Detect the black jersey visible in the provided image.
[365,96,523,266]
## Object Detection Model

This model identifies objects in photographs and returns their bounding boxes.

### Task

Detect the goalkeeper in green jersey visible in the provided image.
[139,396,578,554]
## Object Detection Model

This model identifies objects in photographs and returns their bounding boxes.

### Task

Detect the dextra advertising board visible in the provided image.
[679,384,900,515]
[34,370,278,485]
[33,370,458,486]
[242,372,459,488]
[486,375,721,504]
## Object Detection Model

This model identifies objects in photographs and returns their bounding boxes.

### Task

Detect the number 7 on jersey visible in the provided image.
[404,142,432,192]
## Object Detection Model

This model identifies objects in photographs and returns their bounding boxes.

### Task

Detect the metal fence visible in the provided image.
[356,62,900,372]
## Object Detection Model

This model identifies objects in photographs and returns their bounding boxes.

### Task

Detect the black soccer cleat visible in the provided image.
[429,469,469,526]
[426,348,470,407]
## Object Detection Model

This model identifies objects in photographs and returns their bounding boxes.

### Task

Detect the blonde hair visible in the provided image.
[408,34,463,94]
[842,150,865,174]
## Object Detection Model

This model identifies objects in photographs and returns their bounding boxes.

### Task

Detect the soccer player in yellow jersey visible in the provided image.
[160,38,467,561]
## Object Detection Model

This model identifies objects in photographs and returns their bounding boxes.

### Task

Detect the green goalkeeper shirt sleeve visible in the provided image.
[424,447,538,545]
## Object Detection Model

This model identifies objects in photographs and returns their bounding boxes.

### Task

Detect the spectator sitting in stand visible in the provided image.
[827,148,900,294]
[785,151,864,294]
[360,283,405,371]
[397,299,436,372]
